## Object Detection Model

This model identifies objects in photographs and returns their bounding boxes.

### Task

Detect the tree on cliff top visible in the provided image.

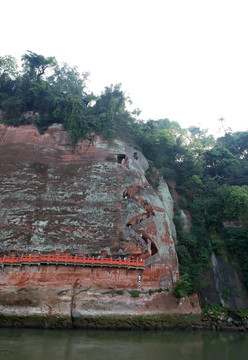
[0,55,19,78]
[21,51,57,81]
[0,52,132,143]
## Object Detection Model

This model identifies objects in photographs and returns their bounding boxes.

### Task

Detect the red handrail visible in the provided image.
[0,253,145,268]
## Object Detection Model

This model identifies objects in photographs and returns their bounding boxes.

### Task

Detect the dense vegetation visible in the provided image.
[1,52,248,297]
[0,52,129,144]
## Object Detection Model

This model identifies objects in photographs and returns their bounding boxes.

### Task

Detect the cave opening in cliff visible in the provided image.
[142,235,158,256]
[123,191,129,199]
[150,241,158,255]
[117,154,126,164]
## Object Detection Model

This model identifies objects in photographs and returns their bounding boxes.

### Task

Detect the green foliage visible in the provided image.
[176,245,191,272]
[129,290,140,298]
[0,55,19,78]
[237,308,248,319]
[176,231,211,293]
[1,52,132,144]
[148,288,163,295]
[220,280,230,302]
[203,303,248,321]
[115,290,124,295]
[243,258,248,288]
[21,51,57,81]
[221,184,248,220]
[173,275,193,298]
[53,94,89,144]
[202,303,229,319]
[135,119,189,183]
[92,84,128,139]
[183,174,204,201]
[211,236,224,255]
[145,162,160,189]
[224,227,248,259]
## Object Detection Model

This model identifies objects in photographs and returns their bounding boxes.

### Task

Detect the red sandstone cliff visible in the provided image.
[0,124,200,319]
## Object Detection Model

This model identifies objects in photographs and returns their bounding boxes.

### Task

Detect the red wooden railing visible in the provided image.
[0,253,145,268]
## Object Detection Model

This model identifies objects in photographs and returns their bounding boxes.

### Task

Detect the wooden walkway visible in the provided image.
[0,253,145,270]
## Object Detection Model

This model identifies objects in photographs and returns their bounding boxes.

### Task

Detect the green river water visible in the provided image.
[0,328,247,360]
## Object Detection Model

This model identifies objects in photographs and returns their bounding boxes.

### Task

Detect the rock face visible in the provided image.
[200,251,248,309]
[0,123,199,318]
[168,174,248,310]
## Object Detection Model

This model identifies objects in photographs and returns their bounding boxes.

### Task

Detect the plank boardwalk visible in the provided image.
[0,253,145,270]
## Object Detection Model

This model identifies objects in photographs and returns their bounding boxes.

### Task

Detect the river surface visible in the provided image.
[0,328,247,360]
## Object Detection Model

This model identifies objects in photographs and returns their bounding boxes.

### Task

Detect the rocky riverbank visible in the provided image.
[1,308,248,331]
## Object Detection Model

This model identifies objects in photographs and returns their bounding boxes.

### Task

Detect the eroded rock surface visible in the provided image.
[0,124,199,318]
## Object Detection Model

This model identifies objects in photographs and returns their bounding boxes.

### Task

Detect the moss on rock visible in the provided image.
[0,314,72,329]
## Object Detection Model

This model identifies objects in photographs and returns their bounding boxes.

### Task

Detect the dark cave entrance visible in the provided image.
[117,154,126,164]
[150,241,158,255]
[142,235,158,256]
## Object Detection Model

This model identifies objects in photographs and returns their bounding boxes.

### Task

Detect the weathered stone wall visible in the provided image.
[0,123,199,316]
[0,264,200,318]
